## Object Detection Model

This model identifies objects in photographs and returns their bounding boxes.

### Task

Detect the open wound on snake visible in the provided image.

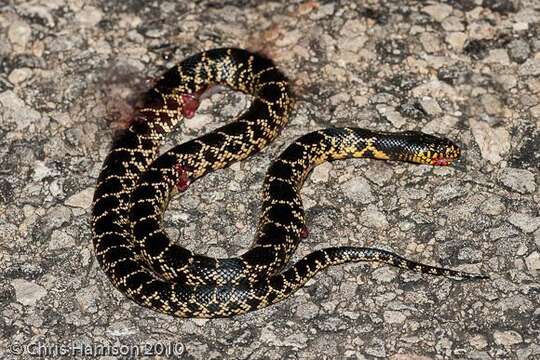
[179,83,219,119]
[179,94,200,119]
[300,226,309,239]
[174,163,192,192]
[180,84,228,119]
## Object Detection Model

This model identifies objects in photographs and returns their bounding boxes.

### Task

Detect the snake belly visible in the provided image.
[92,48,486,318]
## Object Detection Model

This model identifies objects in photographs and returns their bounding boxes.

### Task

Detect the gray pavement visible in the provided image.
[0,1,539,359]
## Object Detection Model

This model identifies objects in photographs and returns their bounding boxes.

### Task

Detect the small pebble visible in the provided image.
[493,330,523,346]
[507,39,531,63]
[11,279,47,306]
[499,168,536,194]
[65,187,94,209]
[469,118,510,164]
[525,252,540,271]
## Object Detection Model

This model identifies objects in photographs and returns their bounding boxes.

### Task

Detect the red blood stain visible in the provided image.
[179,86,211,119]
[180,94,200,119]
[300,226,309,239]
[174,164,191,192]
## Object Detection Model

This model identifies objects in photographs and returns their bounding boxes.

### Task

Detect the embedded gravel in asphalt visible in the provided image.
[1,1,539,359]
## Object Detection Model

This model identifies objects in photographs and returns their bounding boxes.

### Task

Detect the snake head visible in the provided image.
[400,131,461,166]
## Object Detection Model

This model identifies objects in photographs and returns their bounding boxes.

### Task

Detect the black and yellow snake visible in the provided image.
[92,48,487,318]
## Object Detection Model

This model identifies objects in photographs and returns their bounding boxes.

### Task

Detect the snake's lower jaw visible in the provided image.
[432,158,451,166]
[431,156,459,166]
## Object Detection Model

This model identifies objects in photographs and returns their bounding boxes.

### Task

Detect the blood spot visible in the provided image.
[174,164,191,192]
[300,226,309,239]
[180,94,200,119]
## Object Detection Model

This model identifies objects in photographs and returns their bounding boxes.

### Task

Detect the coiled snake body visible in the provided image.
[92,48,486,318]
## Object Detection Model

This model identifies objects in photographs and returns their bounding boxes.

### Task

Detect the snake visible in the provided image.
[92,48,487,318]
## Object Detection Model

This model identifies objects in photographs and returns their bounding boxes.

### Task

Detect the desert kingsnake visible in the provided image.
[91,48,486,318]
